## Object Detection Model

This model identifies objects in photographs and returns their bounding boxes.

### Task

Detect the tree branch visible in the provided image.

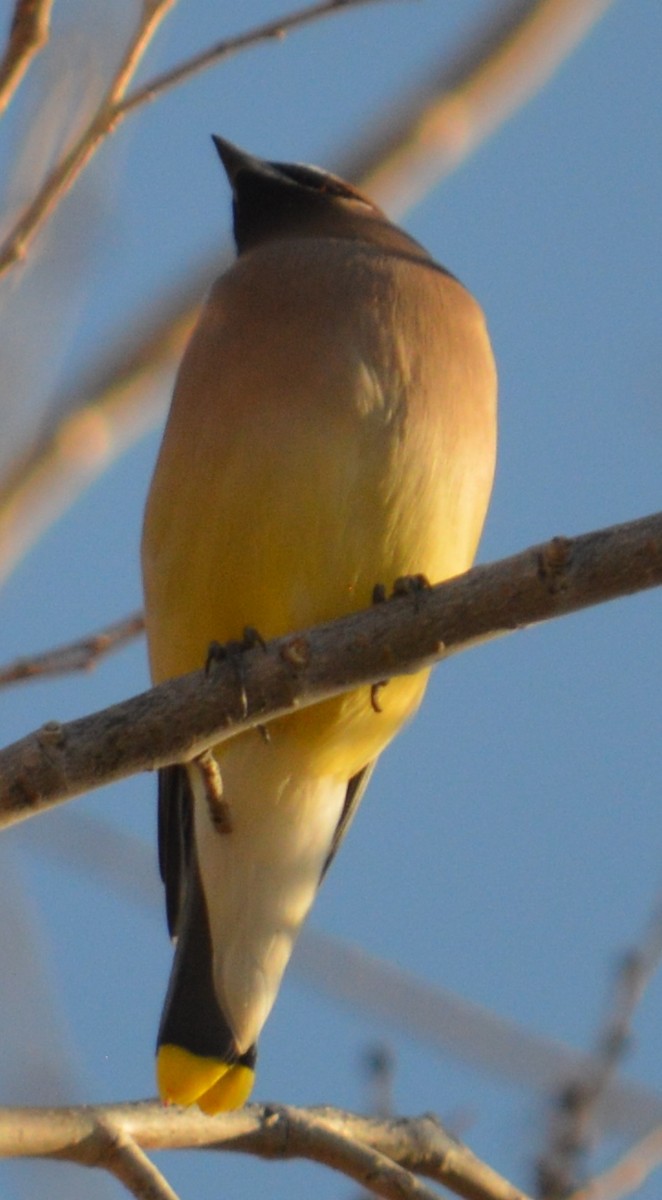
[0,1101,532,1200]
[345,0,619,217]
[569,1124,662,1200]
[0,0,53,117]
[0,0,618,585]
[0,305,192,588]
[0,0,392,279]
[537,897,662,1197]
[0,610,144,688]
[94,1121,181,1200]
[118,0,393,119]
[1,512,660,829]
[0,0,180,276]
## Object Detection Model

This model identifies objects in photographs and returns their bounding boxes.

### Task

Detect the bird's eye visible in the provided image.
[276,163,365,203]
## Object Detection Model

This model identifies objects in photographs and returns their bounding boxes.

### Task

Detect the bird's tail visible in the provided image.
[156,748,349,1112]
[156,849,256,1112]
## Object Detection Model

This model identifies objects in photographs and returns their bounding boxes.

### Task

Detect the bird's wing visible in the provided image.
[320,760,376,881]
[158,764,193,939]
[159,757,375,932]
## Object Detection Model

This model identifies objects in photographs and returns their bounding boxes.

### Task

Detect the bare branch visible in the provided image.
[250,1110,444,1200]
[569,1125,662,1200]
[0,0,53,116]
[0,1101,532,1200]
[293,932,662,1142]
[94,1121,182,1200]
[537,899,662,1197]
[0,0,618,585]
[0,0,392,279]
[0,610,144,688]
[0,305,193,588]
[346,0,618,214]
[1,512,661,829]
[118,0,393,118]
[0,0,180,276]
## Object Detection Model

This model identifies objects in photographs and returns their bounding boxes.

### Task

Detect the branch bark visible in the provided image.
[1,511,660,829]
[0,1101,532,1200]
[94,1121,181,1200]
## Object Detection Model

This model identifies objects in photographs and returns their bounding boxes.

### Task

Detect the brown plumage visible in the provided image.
[141,138,497,1111]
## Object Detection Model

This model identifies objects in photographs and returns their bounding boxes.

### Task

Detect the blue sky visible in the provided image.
[1,2,661,1197]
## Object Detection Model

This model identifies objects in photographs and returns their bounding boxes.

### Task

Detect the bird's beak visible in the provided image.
[212,136,268,189]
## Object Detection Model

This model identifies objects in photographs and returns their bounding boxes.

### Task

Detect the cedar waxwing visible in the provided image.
[141,137,497,1113]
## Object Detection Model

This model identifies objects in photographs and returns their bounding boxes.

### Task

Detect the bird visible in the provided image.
[141,136,497,1114]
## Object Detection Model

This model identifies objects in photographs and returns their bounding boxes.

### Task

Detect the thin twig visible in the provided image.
[1,512,661,829]
[569,1125,662,1200]
[0,0,179,275]
[362,1044,396,1120]
[0,0,53,116]
[0,0,388,278]
[107,0,177,108]
[0,610,144,687]
[0,0,617,584]
[537,899,662,1197]
[293,932,662,1142]
[117,0,391,118]
[1,611,144,684]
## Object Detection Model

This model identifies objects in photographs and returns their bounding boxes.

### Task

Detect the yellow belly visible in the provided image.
[142,429,436,777]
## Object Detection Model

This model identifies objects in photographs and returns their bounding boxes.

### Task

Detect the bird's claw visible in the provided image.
[204,626,267,718]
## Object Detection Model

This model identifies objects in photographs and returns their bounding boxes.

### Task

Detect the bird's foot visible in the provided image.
[194,748,233,834]
[205,626,268,719]
[369,575,430,712]
[372,573,430,605]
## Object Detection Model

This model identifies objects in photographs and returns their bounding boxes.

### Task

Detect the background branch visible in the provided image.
[0,0,179,275]
[0,0,617,586]
[17,810,662,1140]
[118,0,391,118]
[0,0,389,279]
[345,0,618,217]
[569,1125,662,1200]
[1,511,660,826]
[537,900,662,1197]
[0,0,53,116]
[0,610,144,687]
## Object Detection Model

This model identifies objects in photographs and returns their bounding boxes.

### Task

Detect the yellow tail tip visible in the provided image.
[197,1063,255,1113]
[157,1044,254,1112]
